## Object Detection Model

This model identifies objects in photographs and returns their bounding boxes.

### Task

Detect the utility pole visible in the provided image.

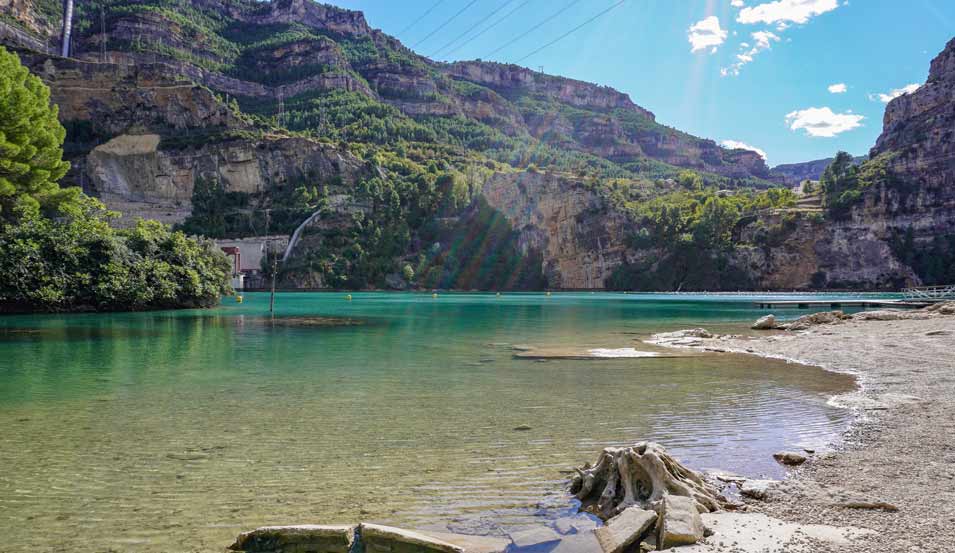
[60,0,73,57]
[266,208,277,314]
[101,8,106,62]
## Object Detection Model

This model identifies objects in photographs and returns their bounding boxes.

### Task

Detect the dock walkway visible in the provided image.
[753,299,930,310]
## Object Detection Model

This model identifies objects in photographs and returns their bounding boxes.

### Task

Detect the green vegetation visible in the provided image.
[607,186,797,291]
[0,46,73,222]
[890,228,955,285]
[0,199,231,312]
[0,46,231,312]
[821,151,899,217]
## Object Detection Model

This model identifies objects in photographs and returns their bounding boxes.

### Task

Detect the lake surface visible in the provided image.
[0,292,868,552]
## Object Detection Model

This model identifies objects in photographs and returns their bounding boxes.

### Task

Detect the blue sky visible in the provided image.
[330,0,954,166]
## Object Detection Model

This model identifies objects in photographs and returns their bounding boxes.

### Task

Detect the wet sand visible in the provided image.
[651,306,955,552]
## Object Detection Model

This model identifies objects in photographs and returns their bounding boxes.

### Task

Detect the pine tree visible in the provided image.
[0,46,74,222]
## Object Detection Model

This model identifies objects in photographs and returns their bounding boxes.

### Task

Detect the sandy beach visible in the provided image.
[649,305,955,552]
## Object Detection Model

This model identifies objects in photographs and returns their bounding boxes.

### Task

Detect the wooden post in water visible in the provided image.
[267,209,276,315]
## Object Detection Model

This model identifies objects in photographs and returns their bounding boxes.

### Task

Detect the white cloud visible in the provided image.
[721,140,768,160]
[869,83,921,103]
[731,0,745,7]
[785,107,864,137]
[737,0,839,25]
[688,16,728,54]
[721,30,779,76]
[828,83,847,94]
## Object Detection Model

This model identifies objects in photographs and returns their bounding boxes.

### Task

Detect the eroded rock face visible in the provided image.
[481,171,633,289]
[85,135,366,227]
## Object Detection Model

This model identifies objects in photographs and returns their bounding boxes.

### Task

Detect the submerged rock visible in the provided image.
[228,524,356,553]
[360,524,464,553]
[508,526,561,550]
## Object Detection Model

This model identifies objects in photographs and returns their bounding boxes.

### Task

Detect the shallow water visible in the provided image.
[0,292,864,552]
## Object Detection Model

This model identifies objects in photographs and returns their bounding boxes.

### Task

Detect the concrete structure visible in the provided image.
[216,236,289,289]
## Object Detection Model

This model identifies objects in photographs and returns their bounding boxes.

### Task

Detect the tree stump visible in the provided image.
[570,442,722,520]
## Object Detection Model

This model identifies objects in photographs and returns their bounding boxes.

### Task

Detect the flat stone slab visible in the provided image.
[677,512,876,553]
[228,524,355,553]
[360,524,465,553]
[419,531,510,553]
[509,526,562,549]
[658,495,705,549]
[514,347,693,360]
[595,507,657,553]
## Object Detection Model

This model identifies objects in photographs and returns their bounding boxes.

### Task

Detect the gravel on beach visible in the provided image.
[652,307,955,552]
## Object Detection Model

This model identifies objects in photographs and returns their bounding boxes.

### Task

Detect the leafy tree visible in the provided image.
[0,196,232,312]
[0,46,75,222]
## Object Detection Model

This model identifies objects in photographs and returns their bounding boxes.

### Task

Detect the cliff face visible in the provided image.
[481,172,632,289]
[733,216,916,290]
[867,37,955,241]
[14,49,369,228]
[23,0,769,184]
[770,156,865,188]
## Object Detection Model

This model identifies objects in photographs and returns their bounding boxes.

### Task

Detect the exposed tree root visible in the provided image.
[570,442,723,520]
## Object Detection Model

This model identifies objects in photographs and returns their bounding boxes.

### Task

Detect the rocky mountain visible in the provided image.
[770,155,865,188]
[1,0,951,290]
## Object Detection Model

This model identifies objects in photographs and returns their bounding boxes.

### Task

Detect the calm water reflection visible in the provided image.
[0,292,857,552]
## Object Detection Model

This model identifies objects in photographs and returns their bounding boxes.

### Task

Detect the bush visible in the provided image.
[0,197,232,312]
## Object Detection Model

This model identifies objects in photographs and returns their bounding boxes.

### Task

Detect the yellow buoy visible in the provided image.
[235,295,243,303]
[496,292,501,297]
[546,291,552,296]
[345,294,352,301]
[432,292,438,299]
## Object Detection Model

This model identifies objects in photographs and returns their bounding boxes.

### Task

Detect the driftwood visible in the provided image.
[570,442,722,520]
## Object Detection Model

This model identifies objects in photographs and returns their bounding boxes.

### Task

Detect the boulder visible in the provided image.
[773,451,808,466]
[594,507,657,553]
[739,479,778,500]
[360,524,464,553]
[228,524,355,553]
[656,495,705,549]
[786,311,848,331]
[853,310,902,321]
[751,314,777,330]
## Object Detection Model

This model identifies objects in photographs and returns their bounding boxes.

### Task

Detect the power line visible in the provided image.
[396,0,446,38]
[429,0,515,58]
[514,0,627,64]
[441,0,535,59]
[412,0,481,48]
[485,0,581,59]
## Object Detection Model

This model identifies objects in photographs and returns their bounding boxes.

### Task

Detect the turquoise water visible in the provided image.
[0,292,867,551]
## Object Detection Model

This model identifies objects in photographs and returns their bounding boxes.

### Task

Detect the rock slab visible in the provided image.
[656,495,705,549]
[594,507,657,553]
[360,524,465,553]
[228,524,355,553]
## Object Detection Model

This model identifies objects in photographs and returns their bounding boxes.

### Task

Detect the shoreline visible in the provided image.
[647,305,955,552]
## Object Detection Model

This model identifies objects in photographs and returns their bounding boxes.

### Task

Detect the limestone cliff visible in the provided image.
[481,172,632,289]
[867,37,955,243]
